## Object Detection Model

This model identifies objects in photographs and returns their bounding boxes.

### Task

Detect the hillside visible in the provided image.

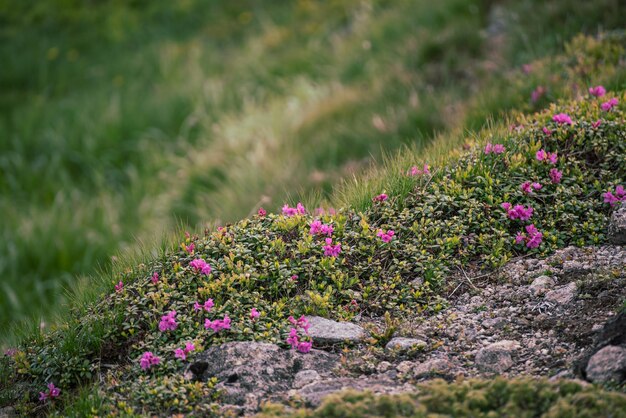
[2,0,626,333]
[1,49,625,415]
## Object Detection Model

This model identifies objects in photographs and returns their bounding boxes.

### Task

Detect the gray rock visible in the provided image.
[188,341,338,412]
[0,407,15,418]
[297,376,412,407]
[482,317,506,329]
[545,282,577,305]
[475,340,520,373]
[376,361,392,373]
[528,275,555,295]
[585,345,626,383]
[385,337,427,352]
[293,370,321,389]
[608,206,626,245]
[413,357,453,378]
[396,360,414,374]
[305,316,367,344]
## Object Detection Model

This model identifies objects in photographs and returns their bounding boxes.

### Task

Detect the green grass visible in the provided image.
[2,0,626,334]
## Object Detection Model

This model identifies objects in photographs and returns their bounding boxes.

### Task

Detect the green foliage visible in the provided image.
[257,378,626,417]
[2,91,624,414]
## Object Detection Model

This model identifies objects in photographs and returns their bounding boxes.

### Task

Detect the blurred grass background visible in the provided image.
[0,0,624,333]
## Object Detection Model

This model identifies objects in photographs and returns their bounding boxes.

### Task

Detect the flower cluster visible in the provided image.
[521,181,542,194]
[189,258,212,275]
[603,185,625,207]
[407,164,430,176]
[159,311,178,332]
[531,86,546,103]
[204,315,231,332]
[372,193,388,202]
[140,352,160,370]
[536,149,558,164]
[376,229,395,243]
[552,113,572,125]
[174,342,196,361]
[114,281,123,292]
[549,168,562,184]
[282,202,306,216]
[588,85,606,97]
[501,203,533,221]
[515,224,543,249]
[309,220,334,236]
[194,298,214,312]
[286,315,312,353]
[601,97,619,112]
[183,243,195,254]
[484,143,505,154]
[39,383,60,402]
[323,238,341,257]
[250,308,260,320]
[151,272,159,284]
[592,120,602,129]
[257,207,267,217]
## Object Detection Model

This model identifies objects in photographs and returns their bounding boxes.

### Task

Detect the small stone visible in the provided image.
[293,370,321,389]
[545,282,577,305]
[376,361,392,373]
[385,337,427,352]
[413,358,453,378]
[305,316,367,344]
[528,275,555,295]
[396,361,414,374]
[586,345,626,383]
[607,206,626,245]
[482,317,505,329]
[475,340,520,373]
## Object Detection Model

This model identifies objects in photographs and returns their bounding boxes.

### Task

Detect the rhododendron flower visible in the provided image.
[174,348,186,360]
[288,315,311,332]
[547,152,558,165]
[549,168,563,184]
[183,243,195,254]
[151,272,159,284]
[373,193,388,202]
[159,311,178,332]
[115,281,123,293]
[297,341,312,353]
[601,98,619,111]
[376,229,395,243]
[323,238,341,257]
[185,342,195,353]
[515,224,543,249]
[286,328,299,347]
[603,185,625,206]
[310,221,333,236]
[39,383,60,402]
[542,127,552,136]
[592,119,602,129]
[250,308,260,320]
[521,181,542,194]
[515,232,525,245]
[140,352,160,370]
[536,149,557,164]
[501,203,533,221]
[484,143,505,155]
[282,203,306,216]
[589,85,606,97]
[536,149,547,161]
[522,64,532,74]
[258,207,267,217]
[290,274,298,281]
[205,315,231,332]
[190,258,212,275]
[407,164,430,176]
[552,113,572,125]
[4,348,17,357]
[531,86,546,103]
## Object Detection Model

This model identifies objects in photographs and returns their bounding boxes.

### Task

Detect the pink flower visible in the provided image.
[536,149,557,164]
[288,315,311,332]
[250,308,260,320]
[39,383,61,402]
[616,185,625,199]
[297,341,312,353]
[282,204,297,216]
[190,258,212,275]
[159,311,178,332]
[592,119,602,129]
[140,352,160,370]
[552,113,573,125]
[484,143,505,155]
[522,64,532,74]
[515,232,525,245]
[547,152,558,165]
[515,224,543,249]
[373,193,388,202]
[258,207,267,217]
[151,272,159,284]
[174,348,186,360]
[322,238,341,257]
[376,229,395,243]
[601,97,619,112]
[185,342,196,353]
[501,202,512,211]
[603,186,624,207]
[203,299,214,312]
[205,315,231,332]
[309,220,322,235]
[521,182,542,194]
[531,86,546,103]
[286,328,299,348]
[193,301,202,311]
[536,149,548,161]
[502,203,533,221]
[549,168,562,184]
[589,85,606,97]
[184,243,195,254]
[4,348,17,357]
[407,164,430,176]
[115,281,123,293]
[290,274,298,282]
[542,127,552,136]
[296,203,306,215]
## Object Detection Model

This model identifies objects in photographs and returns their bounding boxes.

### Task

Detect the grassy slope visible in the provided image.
[1,0,625,332]
[1,38,625,414]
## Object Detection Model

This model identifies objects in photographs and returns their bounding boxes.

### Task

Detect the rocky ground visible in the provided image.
[174,208,626,416]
